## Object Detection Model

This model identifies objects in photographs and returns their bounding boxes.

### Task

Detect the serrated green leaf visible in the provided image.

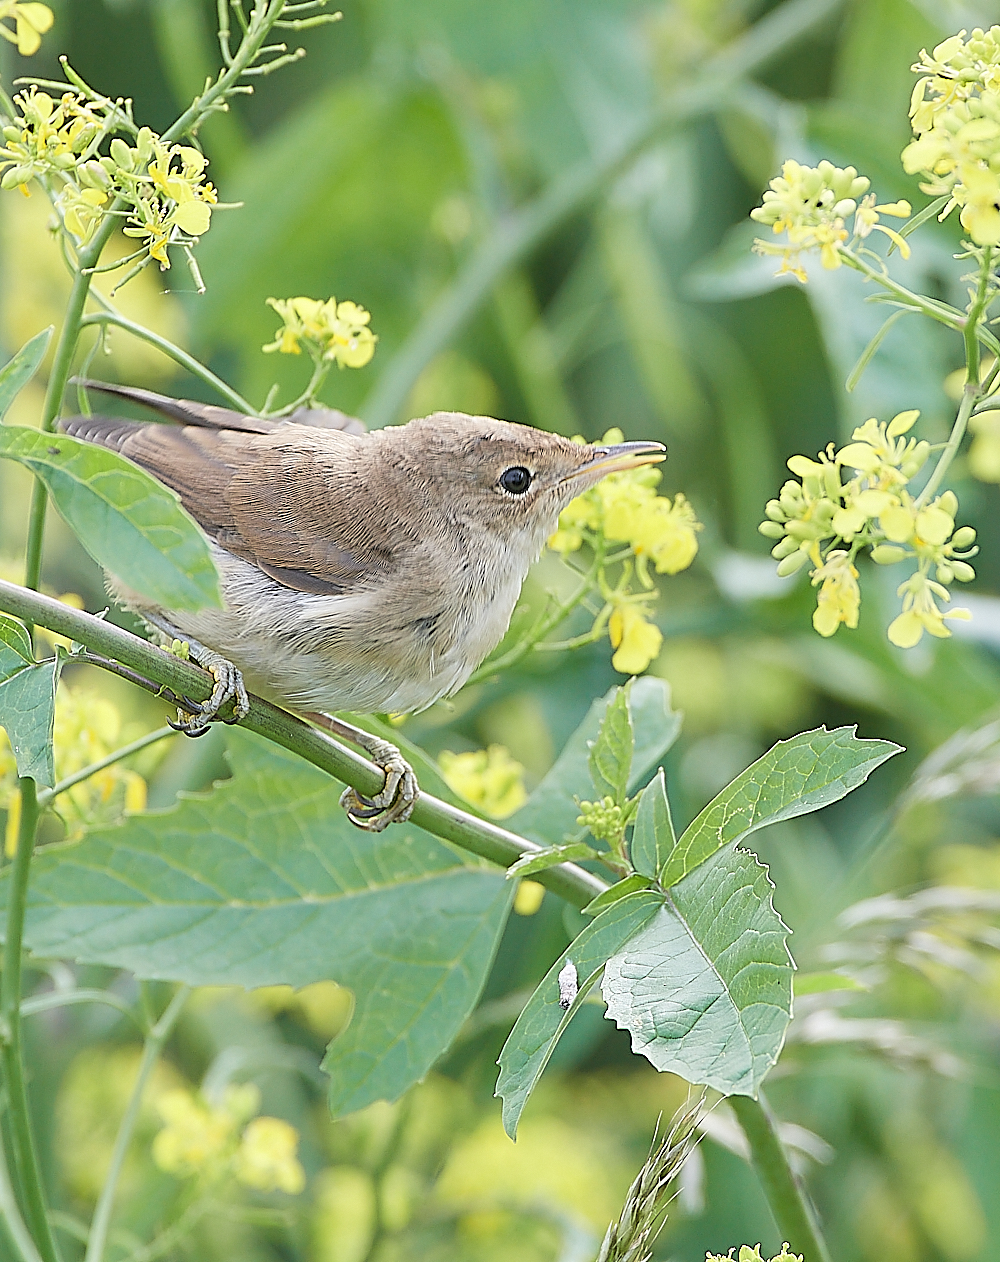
[660,726,902,888]
[2,729,512,1116]
[0,655,61,785]
[588,681,634,804]
[793,971,869,996]
[0,427,222,612]
[510,678,681,847]
[582,873,653,915]
[507,841,598,879]
[603,845,793,1096]
[0,613,33,681]
[496,890,663,1138]
[630,768,675,878]
[0,327,52,420]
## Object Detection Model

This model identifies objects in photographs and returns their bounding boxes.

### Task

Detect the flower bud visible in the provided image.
[823,466,843,501]
[936,562,954,583]
[776,549,809,577]
[1,165,33,189]
[51,152,77,170]
[759,521,785,539]
[110,138,134,171]
[951,525,977,548]
[785,520,823,541]
[136,127,155,162]
[950,560,977,581]
[871,544,908,565]
[938,490,959,517]
[901,440,931,478]
[78,160,111,190]
[772,535,800,559]
[2,126,20,142]
[764,499,785,522]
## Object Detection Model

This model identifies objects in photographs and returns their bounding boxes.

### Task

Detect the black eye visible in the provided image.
[499,466,532,495]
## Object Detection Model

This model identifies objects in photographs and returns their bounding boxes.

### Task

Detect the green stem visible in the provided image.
[36,726,174,810]
[79,310,254,413]
[84,987,189,1262]
[0,781,60,1262]
[0,580,605,908]
[362,0,847,426]
[20,990,141,1029]
[0,1136,44,1262]
[730,1093,832,1262]
[267,355,332,416]
[916,386,976,508]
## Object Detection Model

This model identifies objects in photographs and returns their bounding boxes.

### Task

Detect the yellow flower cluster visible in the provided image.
[750,159,910,282]
[760,411,977,647]
[152,1083,305,1195]
[438,744,527,818]
[0,2,52,56]
[0,88,217,275]
[1,680,150,854]
[263,296,377,368]
[904,28,1000,244]
[549,432,700,574]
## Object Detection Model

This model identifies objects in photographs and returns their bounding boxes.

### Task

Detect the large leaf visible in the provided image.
[0,656,61,786]
[659,726,902,888]
[2,730,512,1116]
[602,845,793,1097]
[0,427,221,612]
[495,890,663,1138]
[510,678,681,847]
[588,681,633,805]
[0,328,52,420]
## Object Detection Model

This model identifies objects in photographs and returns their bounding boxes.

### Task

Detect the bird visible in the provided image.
[61,380,666,830]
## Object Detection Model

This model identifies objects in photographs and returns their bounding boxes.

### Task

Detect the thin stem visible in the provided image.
[36,727,175,810]
[361,0,847,426]
[730,1093,831,1262]
[0,581,606,908]
[0,780,60,1262]
[79,310,255,413]
[0,1136,44,1262]
[20,990,142,1030]
[266,354,332,416]
[84,987,189,1262]
[916,386,976,508]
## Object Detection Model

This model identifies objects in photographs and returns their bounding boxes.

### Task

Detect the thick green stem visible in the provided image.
[0,580,605,907]
[36,726,175,810]
[362,0,846,427]
[0,781,60,1262]
[84,987,189,1262]
[730,1093,832,1262]
[78,310,254,413]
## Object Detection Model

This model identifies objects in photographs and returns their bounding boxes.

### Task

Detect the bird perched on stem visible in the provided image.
[62,381,666,830]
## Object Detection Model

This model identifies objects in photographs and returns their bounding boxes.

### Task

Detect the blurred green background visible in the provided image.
[3,0,1000,1259]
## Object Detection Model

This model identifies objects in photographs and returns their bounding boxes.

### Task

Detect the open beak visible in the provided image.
[567,439,667,482]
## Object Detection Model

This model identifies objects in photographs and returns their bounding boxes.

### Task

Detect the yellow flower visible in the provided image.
[235,1117,306,1195]
[0,2,53,56]
[969,408,1000,481]
[513,880,545,915]
[152,1089,237,1177]
[810,550,860,637]
[956,162,1000,243]
[751,159,871,281]
[608,605,663,674]
[887,571,971,647]
[438,745,527,818]
[852,193,912,256]
[263,295,377,368]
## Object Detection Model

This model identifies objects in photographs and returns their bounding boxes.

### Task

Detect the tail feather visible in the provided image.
[59,413,147,452]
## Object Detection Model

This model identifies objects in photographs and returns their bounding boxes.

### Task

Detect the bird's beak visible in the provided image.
[566,439,667,482]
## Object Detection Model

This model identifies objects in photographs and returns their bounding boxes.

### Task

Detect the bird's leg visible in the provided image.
[142,614,250,737]
[301,711,418,833]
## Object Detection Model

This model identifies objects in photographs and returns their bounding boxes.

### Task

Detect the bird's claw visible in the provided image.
[339,738,418,833]
[170,655,250,738]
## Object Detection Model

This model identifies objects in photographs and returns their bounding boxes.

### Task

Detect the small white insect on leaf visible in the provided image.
[557,958,578,1010]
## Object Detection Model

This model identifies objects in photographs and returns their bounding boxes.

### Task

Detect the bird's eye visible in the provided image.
[499,466,532,495]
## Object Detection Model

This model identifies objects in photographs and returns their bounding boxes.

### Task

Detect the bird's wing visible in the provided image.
[71,379,367,435]
[60,414,386,596]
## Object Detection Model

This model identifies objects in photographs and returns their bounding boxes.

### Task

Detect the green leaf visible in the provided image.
[0,427,221,612]
[506,841,598,879]
[660,727,902,889]
[495,890,664,1138]
[0,327,52,420]
[0,613,33,681]
[630,768,675,879]
[0,655,61,786]
[603,845,792,1097]
[582,873,654,916]
[793,971,869,996]
[3,730,512,1116]
[510,678,681,847]
[588,680,634,804]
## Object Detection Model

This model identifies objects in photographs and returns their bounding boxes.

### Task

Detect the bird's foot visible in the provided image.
[144,617,250,737]
[304,714,419,832]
